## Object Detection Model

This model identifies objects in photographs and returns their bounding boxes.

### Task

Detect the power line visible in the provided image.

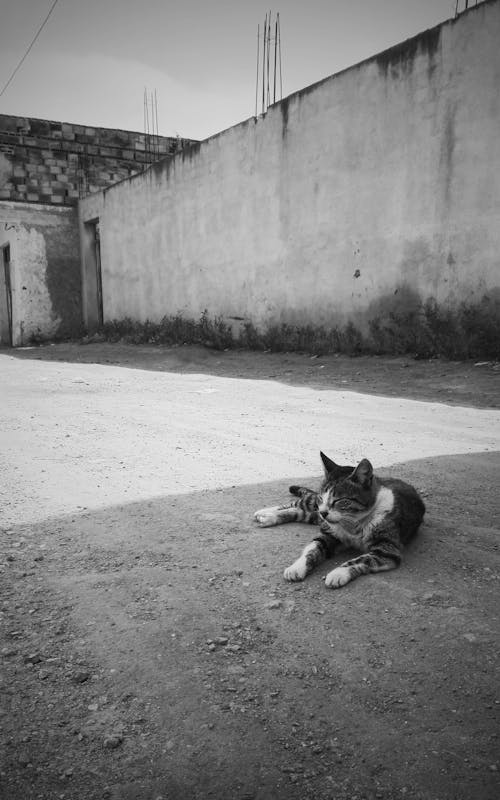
[0,0,60,99]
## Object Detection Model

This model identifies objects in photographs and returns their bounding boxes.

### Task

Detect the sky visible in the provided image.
[0,0,470,141]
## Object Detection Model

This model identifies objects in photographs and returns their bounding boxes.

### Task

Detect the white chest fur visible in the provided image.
[364,486,394,532]
[328,486,395,549]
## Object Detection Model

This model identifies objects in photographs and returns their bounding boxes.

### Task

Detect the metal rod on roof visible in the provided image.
[149,91,152,163]
[149,91,152,164]
[278,12,282,100]
[273,15,278,104]
[262,13,266,114]
[266,11,271,110]
[269,12,272,106]
[154,89,159,160]
[144,88,149,166]
[255,23,260,117]
[149,91,153,161]
[155,89,160,161]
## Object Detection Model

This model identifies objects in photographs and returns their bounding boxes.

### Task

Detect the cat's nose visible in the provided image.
[319,510,328,519]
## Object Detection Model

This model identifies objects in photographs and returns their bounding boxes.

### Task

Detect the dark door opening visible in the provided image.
[1,244,12,346]
[93,221,103,327]
[83,218,104,331]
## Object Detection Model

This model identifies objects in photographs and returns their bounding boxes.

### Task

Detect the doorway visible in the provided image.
[1,244,12,346]
[83,218,104,330]
[93,221,103,327]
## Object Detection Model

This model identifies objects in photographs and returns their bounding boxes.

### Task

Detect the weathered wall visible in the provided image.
[0,203,81,345]
[0,114,197,206]
[79,1,500,331]
[0,116,199,345]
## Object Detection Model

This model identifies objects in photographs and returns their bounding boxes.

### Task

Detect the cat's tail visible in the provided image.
[289,485,317,498]
[288,487,322,519]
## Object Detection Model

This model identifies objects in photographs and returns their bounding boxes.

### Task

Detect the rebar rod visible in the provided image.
[266,11,271,109]
[154,89,159,160]
[255,24,260,117]
[273,16,278,104]
[262,13,266,113]
[278,12,282,100]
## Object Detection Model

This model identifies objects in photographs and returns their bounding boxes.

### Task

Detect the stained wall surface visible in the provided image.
[79,1,500,332]
[0,203,81,345]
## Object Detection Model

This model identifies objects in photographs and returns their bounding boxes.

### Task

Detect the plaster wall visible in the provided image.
[0,202,81,345]
[79,1,500,330]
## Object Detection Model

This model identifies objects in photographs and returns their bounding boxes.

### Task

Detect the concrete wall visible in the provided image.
[0,114,197,207]
[79,1,500,331]
[0,202,81,345]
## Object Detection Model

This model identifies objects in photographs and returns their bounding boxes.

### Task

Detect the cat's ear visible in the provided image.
[351,458,373,488]
[320,451,341,475]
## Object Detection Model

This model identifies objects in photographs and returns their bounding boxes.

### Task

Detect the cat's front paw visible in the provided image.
[324,566,352,589]
[283,557,307,582]
[254,507,279,527]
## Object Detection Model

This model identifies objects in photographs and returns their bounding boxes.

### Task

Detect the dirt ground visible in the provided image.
[1,343,499,800]
[9,341,500,408]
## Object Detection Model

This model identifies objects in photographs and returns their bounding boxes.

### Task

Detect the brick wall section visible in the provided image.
[0,114,197,206]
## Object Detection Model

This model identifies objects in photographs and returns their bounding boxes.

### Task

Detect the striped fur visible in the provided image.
[254,452,425,589]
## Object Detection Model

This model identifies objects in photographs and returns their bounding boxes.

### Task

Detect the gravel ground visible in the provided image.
[1,344,499,800]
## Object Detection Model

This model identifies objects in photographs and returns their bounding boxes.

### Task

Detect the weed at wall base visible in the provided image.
[97,310,233,350]
[87,294,499,361]
[368,295,500,360]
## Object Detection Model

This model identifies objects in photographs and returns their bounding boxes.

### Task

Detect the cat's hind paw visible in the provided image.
[283,557,307,582]
[254,507,279,527]
[324,566,352,589]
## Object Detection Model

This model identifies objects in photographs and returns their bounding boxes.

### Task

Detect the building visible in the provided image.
[0,115,196,345]
[1,0,499,348]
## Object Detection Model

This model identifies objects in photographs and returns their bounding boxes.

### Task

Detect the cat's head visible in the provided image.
[319,453,376,524]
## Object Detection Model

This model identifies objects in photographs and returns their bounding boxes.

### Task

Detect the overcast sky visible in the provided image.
[0,0,465,140]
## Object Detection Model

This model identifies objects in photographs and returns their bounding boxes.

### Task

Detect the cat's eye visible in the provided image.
[334,498,366,511]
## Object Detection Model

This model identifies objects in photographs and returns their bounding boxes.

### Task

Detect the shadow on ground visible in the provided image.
[6,342,500,408]
[2,452,499,800]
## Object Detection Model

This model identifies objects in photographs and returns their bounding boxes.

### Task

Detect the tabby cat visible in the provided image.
[254,452,425,589]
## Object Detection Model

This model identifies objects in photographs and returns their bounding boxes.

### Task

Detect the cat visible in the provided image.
[254,452,425,589]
